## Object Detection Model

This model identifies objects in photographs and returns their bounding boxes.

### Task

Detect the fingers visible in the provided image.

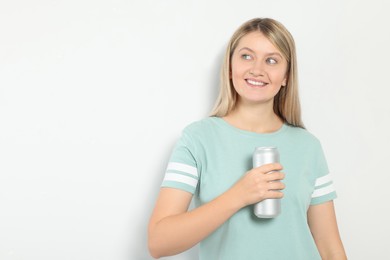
[255,163,283,173]
[252,163,285,181]
[267,180,285,191]
[236,163,286,206]
[267,190,284,199]
[264,171,285,182]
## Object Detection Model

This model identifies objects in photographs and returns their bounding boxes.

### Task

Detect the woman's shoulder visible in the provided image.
[182,117,219,134]
[285,124,322,146]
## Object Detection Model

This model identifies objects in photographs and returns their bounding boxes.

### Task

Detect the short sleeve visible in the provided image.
[310,142,337,205]
[161,131,200,194]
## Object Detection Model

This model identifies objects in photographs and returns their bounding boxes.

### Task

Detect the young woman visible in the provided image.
[148,18,347,260]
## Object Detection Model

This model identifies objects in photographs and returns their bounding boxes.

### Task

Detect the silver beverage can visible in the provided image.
[252,147,281,218]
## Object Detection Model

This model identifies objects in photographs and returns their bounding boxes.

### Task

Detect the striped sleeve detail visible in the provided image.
[166,162,198,177]
[161,162,199,194]
[311,174,336,198]
[314,174,332,187]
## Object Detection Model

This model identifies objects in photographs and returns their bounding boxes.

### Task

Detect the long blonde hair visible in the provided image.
[210,18,304,128]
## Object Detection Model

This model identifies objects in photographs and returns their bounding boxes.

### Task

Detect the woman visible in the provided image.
[148,18,347,259]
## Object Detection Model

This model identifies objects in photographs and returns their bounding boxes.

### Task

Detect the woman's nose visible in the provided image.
[249,61,265,76]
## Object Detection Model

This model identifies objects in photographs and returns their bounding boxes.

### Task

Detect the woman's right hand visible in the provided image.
[227,163,285,209]
[148,163,285,258]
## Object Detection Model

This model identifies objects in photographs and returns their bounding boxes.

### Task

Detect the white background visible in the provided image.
[1,0,389,259]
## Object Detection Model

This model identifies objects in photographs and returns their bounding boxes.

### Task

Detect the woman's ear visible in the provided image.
[282,77,287,87]
[282,72,288,87]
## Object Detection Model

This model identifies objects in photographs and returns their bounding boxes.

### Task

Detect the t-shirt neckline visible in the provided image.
[212,116,288,137]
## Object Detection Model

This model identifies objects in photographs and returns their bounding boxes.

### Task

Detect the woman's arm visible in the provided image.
[307,201,347,260]
[148,163,285,258]
[148,187,241,258]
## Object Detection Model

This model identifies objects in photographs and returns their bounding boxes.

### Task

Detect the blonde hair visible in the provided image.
[210,18,304,128]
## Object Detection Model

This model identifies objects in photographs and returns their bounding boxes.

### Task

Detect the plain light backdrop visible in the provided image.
[1,0,389,259]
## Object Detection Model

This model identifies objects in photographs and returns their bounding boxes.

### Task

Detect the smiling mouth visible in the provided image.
[246,79,268,87]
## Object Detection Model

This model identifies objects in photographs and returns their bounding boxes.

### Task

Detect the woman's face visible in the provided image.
[231,31,288,106]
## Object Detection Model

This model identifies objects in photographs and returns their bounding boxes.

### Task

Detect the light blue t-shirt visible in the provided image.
[161,117,337,260]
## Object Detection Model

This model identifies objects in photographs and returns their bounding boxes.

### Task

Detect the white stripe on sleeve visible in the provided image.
[314,174,332,187]
[311,183,336,198]
[166,162,198,177]
[163,173,198,188]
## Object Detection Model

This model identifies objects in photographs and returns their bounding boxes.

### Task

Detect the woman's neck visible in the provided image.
[223,101,283,133]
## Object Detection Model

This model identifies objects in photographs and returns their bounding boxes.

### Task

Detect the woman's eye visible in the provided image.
[267,58,277,64]
[242,54,252,60]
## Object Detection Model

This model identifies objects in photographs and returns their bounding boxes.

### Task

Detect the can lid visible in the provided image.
[254,146,277,151]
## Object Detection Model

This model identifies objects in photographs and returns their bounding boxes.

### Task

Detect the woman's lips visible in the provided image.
[246,79,268,87]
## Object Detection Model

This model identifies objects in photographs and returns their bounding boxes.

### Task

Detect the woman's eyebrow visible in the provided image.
[266,52,283,58]
[238,47,283,58]
[238,47,255,53]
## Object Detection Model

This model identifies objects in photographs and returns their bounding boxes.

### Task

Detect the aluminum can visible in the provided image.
[252,147,281,218]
